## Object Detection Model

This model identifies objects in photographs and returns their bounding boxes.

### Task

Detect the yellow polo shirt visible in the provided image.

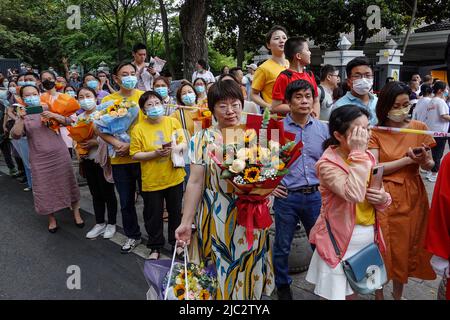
[101,89,144,165]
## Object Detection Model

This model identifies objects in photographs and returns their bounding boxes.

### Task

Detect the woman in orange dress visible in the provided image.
[368,81,436,300]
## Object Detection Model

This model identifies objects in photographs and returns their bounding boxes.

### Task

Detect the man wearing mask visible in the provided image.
[333,56,378,125]
[132,43,159,91]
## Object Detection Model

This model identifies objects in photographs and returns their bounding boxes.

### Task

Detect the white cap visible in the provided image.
[246,63,257,70]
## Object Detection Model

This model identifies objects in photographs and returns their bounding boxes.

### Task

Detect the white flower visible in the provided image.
[236,148,248,161]
[269,140,280,153]
[229,159,246,174]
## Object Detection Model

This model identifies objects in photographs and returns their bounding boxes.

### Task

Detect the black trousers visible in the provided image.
[141,183,183,250]
[0,138,16,170]
[82,159,118,225]
[431,137,447,173]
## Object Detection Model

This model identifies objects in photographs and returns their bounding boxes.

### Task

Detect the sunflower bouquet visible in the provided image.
[209,108,303,249]
[93,99,139,157]
[67,116,95,156]
[161,261,218,300]
[193,107,212,129]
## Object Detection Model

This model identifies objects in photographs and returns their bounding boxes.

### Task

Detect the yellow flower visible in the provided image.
[258,147,271,163]
[173,284,186,300]
[202,110,212,117]
[244,129,257,143]
[243,167,260,183]
[199,289,210,300]
[277,162,285,170]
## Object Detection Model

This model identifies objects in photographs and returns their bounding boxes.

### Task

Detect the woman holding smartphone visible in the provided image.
[369,81,436,300]
[130,90,186,260]
[10,85,82,233]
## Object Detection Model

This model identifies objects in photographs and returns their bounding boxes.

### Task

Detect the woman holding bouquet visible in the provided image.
[11,85,82,232]
[130,90,186,260]
[76,87,118,239]
[175,81,275,299]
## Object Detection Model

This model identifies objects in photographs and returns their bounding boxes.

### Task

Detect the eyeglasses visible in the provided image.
[351,73,374,80]
[216,103,241,113]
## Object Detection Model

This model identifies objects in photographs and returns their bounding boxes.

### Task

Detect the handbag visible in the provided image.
[171,135,185,168]
[326,219,388,295]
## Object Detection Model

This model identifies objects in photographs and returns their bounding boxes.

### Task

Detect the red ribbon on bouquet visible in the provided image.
[235,194,272,250]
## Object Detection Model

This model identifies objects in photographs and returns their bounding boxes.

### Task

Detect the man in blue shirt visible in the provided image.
[272,80,329,300]
[333,56,378,125]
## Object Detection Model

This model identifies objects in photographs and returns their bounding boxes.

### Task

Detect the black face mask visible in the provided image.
[42,79,56,90]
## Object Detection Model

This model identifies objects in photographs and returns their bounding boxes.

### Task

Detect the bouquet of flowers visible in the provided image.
[42,93,80,133]
[162,261,218,300]
[193,107,212,130]
[67,116,95,156]
[209,108,303,249]
[93,99,139,157]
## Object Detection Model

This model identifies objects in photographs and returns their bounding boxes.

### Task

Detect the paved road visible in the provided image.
[0,172,149,300]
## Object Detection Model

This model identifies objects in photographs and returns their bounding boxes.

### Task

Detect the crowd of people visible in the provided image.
[0,24,450,301]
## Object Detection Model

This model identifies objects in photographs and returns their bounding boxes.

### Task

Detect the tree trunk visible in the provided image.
[402,0,418,55]
[179,0,209,80]
[159,0,175,77]
[236,23,245,68]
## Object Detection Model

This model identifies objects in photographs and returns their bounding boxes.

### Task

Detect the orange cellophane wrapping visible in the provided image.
[67,122,95,156]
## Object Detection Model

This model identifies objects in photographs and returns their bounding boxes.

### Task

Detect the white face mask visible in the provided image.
[352,78,373,95]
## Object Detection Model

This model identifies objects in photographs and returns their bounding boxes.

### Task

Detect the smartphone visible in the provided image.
[148,61,155,68]
[369,165,384,190]
[25,105,43,115]
[162,142,172,149]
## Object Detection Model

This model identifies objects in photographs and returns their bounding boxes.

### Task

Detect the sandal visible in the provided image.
[148,249,160,260]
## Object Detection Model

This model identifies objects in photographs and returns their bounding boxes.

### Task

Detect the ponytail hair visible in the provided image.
[323,105,370,150]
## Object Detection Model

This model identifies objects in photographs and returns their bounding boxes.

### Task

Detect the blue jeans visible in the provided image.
[272,190,321,288]
[111,163,142,240]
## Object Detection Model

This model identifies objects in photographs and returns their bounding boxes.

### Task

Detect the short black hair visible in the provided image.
[419,83,432,96]
[284,36,308,62]
[285,79,315,102]
[346,56,371,78]
[433,81,447,94]
[376,81,411,126]
[320,64,338,82]
[265,25,287,46]
[113,62,137,75]
[229,67,243,78]
[138,90,163,111]
[132,43,147,53]
[24,71,40,80]
[77,87,98,99]
[207,80,244,113]
[197,59,208,70]
[218,73,239,83]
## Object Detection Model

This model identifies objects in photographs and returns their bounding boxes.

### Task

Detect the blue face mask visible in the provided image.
[146,104,165,119]
[87,80,99,90]
[182,93,196,106]
[444,91,449,98]
[24,81,36,87]
[154,87,168,98]
[195,85,205,94]
[66,91,77,97]
[24,95,41,107]
[79,98,97,111]
[18,81,26,86]
[121,76,138,90]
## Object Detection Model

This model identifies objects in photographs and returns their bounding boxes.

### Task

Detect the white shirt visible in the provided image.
[412,97,431,122]
[192,70,216,84]
[422,97,449,133]
[319,84,334,121]
[134,64,159,91]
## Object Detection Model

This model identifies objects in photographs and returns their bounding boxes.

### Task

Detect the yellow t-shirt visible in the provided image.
[129,117,186,192]
[171,108,199,140]
[344,158,375,225]
[101,89,144,165]
[251,58,289,104]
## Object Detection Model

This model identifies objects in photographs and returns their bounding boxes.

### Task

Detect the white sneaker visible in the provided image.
[86,223,106,239]
[103,224,116,239]
[121,238,141,254]
[428,173,438,182]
